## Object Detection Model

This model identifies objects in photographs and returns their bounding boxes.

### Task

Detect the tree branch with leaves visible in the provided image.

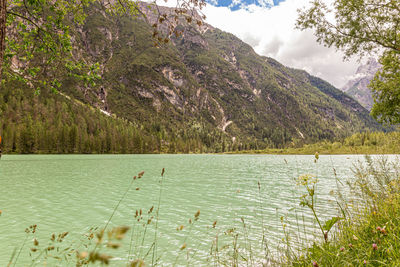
[297,0,400,124]
[0,0,205,92]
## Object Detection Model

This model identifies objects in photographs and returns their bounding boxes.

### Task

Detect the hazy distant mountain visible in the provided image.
[341,58,380,110]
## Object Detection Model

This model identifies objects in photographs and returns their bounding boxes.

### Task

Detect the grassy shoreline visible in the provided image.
[288,155,400,266]
[226,147,398,155]
[291,192,400,266]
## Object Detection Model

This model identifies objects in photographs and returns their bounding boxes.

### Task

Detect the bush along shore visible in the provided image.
[226,131,400,155]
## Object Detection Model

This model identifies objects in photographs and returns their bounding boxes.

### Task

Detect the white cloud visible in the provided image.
[203,0,359,88]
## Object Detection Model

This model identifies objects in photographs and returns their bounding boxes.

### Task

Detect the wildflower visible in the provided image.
[340,247,344,252]
[372,243,378,250]
[381,228,387,235]
[348,243,353,248]
[364,260,367,265]
[297,174,317,186]
[312,261,319,267]
[376,226,381,231]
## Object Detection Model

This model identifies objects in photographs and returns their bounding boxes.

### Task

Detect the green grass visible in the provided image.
[289,156,400,266]
[291,193,400,266]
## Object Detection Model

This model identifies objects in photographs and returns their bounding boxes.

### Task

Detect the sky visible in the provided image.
[152,0,361,88]
[202,0,360,88]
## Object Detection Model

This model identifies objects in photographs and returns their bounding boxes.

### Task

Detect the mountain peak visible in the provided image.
[341,57,381,110]
[355,57,379,76]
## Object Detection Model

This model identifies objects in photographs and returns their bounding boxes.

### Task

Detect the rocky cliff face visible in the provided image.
[42,4,382,148]
[341,58,380,110]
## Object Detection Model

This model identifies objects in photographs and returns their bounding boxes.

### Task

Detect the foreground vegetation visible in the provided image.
[290,156,400,266]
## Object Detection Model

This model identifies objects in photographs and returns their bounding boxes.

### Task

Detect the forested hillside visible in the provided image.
[0,84,234,153]
[0,3,384,153]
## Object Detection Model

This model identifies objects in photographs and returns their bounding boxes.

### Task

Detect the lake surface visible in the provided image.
[0,154,392,266]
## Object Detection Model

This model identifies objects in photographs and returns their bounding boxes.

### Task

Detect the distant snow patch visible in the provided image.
[100,109,111,116]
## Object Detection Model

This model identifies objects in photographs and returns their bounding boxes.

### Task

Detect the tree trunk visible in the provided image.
[0,0,6,82]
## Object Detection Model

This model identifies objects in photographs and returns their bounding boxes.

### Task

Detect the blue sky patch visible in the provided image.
[208,0,286,11]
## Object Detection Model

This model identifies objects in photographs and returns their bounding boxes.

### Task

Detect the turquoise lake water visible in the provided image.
[0,154,390,266]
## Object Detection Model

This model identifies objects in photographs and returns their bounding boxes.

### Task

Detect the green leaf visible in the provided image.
[323,217,342,232]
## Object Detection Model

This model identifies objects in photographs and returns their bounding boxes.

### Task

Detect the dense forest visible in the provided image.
[0,84,252,154]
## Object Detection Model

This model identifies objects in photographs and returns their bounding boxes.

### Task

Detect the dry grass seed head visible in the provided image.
[130,259,145,267]
[77,251,88,259]
[107,242,120,249]
[194,210,200,220]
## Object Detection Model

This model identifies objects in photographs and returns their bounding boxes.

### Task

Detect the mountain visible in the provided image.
[208,0,286,11]
[1,3,383,153]
[341,58,380,110]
